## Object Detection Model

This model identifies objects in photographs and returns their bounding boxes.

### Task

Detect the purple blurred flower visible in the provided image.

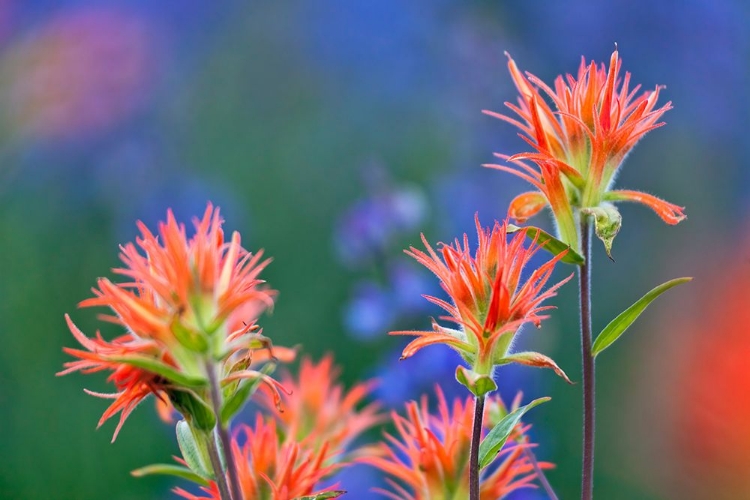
[343,281,395,341]
[335,184,428,269]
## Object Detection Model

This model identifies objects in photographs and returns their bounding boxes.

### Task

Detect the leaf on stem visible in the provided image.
[591,277,693,357]
[107,354,207,387]
[131,463,210,486]
[478,397,550,469]
[176,420,213,480]
[294,492,347,500]
[507,224,584,265]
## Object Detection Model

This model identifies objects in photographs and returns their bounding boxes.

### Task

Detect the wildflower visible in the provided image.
[174,416,344,500]
[59,203,286,438]
[484,48,685,251]
[362,387,545,499]
[391,216,572,380]
[263,356,382,459]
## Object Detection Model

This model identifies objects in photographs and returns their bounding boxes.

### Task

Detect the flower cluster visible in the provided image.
[174,357,381,500]
[363,388,545,499]
[392,216,572,384]
[59,204,284,438]
[485,48,685,252]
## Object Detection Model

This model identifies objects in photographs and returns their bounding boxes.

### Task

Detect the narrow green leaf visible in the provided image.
[176,420,213,479]
[591,277,692,357]
[131,463,210,486]
[455,366,497,397]
[294,491,347,500]
[220,363,276,425]
[478,396,550,469]
[108,355,207,387]
[507,224,584,265]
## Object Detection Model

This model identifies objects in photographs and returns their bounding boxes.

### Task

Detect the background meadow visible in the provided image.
[0,1,748,499]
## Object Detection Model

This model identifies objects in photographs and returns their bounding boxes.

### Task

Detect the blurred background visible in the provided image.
[0,1,747,499]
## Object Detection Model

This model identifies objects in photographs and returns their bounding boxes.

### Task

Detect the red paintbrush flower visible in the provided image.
[263,355,382,460]
[484,48,685,251]
[59,203,288,439]
[174,416,344,500]
[362,387,547,499]
[391,216,572,380]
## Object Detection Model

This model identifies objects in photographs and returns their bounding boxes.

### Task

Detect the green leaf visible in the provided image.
[220,362,276,425]
[131,463,210,486]
[455,366,497,397]
[168,389,216,431]
[507,224,585,265]
[581,204,621,260]
[294,491,347,500]
[107,355,207,387]
[478,396,550,469]
[176,420,213,479]
[591,277,692,357]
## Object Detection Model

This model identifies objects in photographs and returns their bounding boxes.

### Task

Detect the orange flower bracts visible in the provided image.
[485,48,685,251]
[59,204,287,439]
[362,388,546,499]
[265,356,382,459]
[174,416,343,500]
[392,217,571,379]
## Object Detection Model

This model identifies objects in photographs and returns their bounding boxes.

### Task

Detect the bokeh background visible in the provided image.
[0,1,748,499]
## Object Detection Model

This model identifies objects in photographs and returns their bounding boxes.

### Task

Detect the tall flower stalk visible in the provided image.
[59,204,289,500]
[391,216,572,498]
[486,48,689,499]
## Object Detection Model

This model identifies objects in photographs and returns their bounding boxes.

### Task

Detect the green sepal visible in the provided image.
[168,389,216,431]
[176,420,213,480]
[220,362,277,426]
[107,355,207,388]
[171,320,209,353]
[507,224,585,266]
[581,203,621,260]
[455,366,497,397]
[478,396,550,469]
[131,463,210,486]
[591,277,693,357]
[294,491,347,500]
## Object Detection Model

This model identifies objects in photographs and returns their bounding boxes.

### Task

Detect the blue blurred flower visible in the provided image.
[343,281,395,341]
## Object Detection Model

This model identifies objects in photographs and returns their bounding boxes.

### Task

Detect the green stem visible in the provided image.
[205,433,233,500]
[579,216,595,500]
[205,361,242,500]
[469,395,485,500]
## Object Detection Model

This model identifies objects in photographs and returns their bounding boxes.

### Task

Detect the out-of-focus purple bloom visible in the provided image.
[321,463,383,500]
[389,261,435,315]
[3,7,158,141]
[335,184,428,269]
[343,281,395,341]
[373,343,465,409]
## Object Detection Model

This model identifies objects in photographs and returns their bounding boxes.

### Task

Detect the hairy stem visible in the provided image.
[524,447,558,500]
[579,217,595,500]
[206,361,242,500]
[205,433,233,500]
[469,395,486,500]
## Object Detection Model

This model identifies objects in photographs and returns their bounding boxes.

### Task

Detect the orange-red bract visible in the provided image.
[362,388,546,499]
[484,49,685,249]
[59,203,284,439]
[391,217,571,375]
[174,416,343,500]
